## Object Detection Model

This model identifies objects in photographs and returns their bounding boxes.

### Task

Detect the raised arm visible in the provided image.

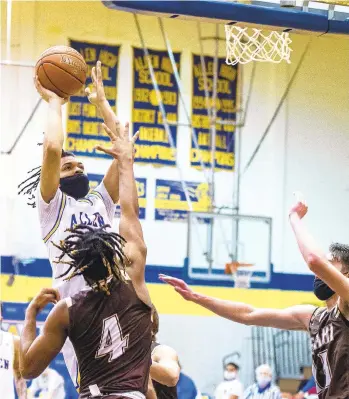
[151,344,180,387]
[86,61,120,203]
[159,275,314,331]
[96,123,148,304]
[34,77,68,203]
[19,289,67,379]
[289,193,349,306]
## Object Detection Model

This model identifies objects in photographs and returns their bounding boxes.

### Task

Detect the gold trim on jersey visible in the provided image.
[77,198,93,205]
[89,190,104,203]
[43,194,67,243]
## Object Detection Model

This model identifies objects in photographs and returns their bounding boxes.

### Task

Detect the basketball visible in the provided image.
[35,45,87,98]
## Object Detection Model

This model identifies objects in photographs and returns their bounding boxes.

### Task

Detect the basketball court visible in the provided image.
[1,0,349,397]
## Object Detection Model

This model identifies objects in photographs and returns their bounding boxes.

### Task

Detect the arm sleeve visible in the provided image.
[91,182,116,222]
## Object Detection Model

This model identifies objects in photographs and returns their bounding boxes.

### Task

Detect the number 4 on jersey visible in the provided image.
[96,314,129,362]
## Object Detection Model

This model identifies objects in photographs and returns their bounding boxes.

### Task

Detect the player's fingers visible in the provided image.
[96,61,102,82]
[101,123,117,141]
[85,87,91,96]
[91,66,97,84]
[124,122,130,139]
[40,287,58,296]
[158,274,171,281]
[131,130,139,144]
[95,145,113,156]
[44,294,58,303]
[160,275,185,286]
[114,119,122,137]
[52,289,60,301]
[34,76,43,94]
[159,276,185,290]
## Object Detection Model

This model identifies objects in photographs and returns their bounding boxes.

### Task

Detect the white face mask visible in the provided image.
[256,375,272,388]
[224,371,236,381]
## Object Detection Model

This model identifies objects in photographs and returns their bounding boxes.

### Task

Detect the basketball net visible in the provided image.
[225,26,292,65]
[225,261,254,288]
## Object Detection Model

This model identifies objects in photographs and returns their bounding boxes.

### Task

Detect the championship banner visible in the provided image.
[191,55,238,171]
[132,47,181,166]
[88,174,147,219]
[66,40,120,158]
[155,179,211,221]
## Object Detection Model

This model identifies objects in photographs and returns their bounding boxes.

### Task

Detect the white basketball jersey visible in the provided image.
[37,183,116,387]
[37,183,116,299]
[0,331,15,399]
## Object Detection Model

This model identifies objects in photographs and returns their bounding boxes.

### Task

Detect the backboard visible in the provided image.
[187,212,272,284]
[105,1,349,36]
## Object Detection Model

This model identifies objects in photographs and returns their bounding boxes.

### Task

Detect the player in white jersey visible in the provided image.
[19,61,136,388]
[0,304,27,399]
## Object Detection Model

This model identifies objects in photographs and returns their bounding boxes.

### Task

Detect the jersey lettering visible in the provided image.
[0,359,9,369]
[96,314,129,362]
[313,349,332,391]
[70,212,105,229]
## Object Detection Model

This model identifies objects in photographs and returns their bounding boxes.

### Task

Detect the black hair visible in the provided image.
[225,362,240,371]
[53,224,128,294]
[330,243,349,271]
[18,148,74,208]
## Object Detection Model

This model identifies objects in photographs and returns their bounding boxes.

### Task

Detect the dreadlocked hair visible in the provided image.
[52,224,128,295]
[18,148,75,208]
[330,243,349,272]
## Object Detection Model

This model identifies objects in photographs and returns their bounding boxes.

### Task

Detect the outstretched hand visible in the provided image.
[159,274,196,301]
[34,76,68,104]
[289,191,308,219]
[27,288,60,315]
[95,121,139,160]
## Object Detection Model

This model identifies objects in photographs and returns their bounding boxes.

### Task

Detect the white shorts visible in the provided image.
[62,338,79,389]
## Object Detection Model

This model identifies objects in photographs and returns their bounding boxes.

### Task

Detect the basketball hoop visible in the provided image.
[225,261,254,288]
[225,25,292,65]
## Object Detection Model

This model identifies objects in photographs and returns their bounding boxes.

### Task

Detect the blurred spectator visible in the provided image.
[297,367,308,393]
[177,364,201,399]
[214,362,243,399]
[294,376,317,399]
[244,364,281,399]
[27,367,65,399]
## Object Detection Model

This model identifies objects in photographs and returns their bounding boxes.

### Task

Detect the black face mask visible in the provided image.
[60,174,89,199]
[313,277,335,301]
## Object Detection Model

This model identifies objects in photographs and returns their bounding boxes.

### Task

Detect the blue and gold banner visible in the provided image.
[88,173,147,219]
[191,55,238,171]
[66,40,120,158]
[132,48,181,166]
[155,179,211,221]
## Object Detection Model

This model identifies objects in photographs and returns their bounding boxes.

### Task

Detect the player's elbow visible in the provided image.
[164,370,180,387]
[306,253,324,272]
[20,365,39,380]
[167,375,179,387]
[139,241,147,258]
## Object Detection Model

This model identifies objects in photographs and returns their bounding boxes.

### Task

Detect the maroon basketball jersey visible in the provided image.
[309,306,349,399]
[68,278,152,398]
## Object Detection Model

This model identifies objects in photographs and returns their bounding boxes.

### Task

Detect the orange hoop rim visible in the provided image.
[225,261,254,275]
